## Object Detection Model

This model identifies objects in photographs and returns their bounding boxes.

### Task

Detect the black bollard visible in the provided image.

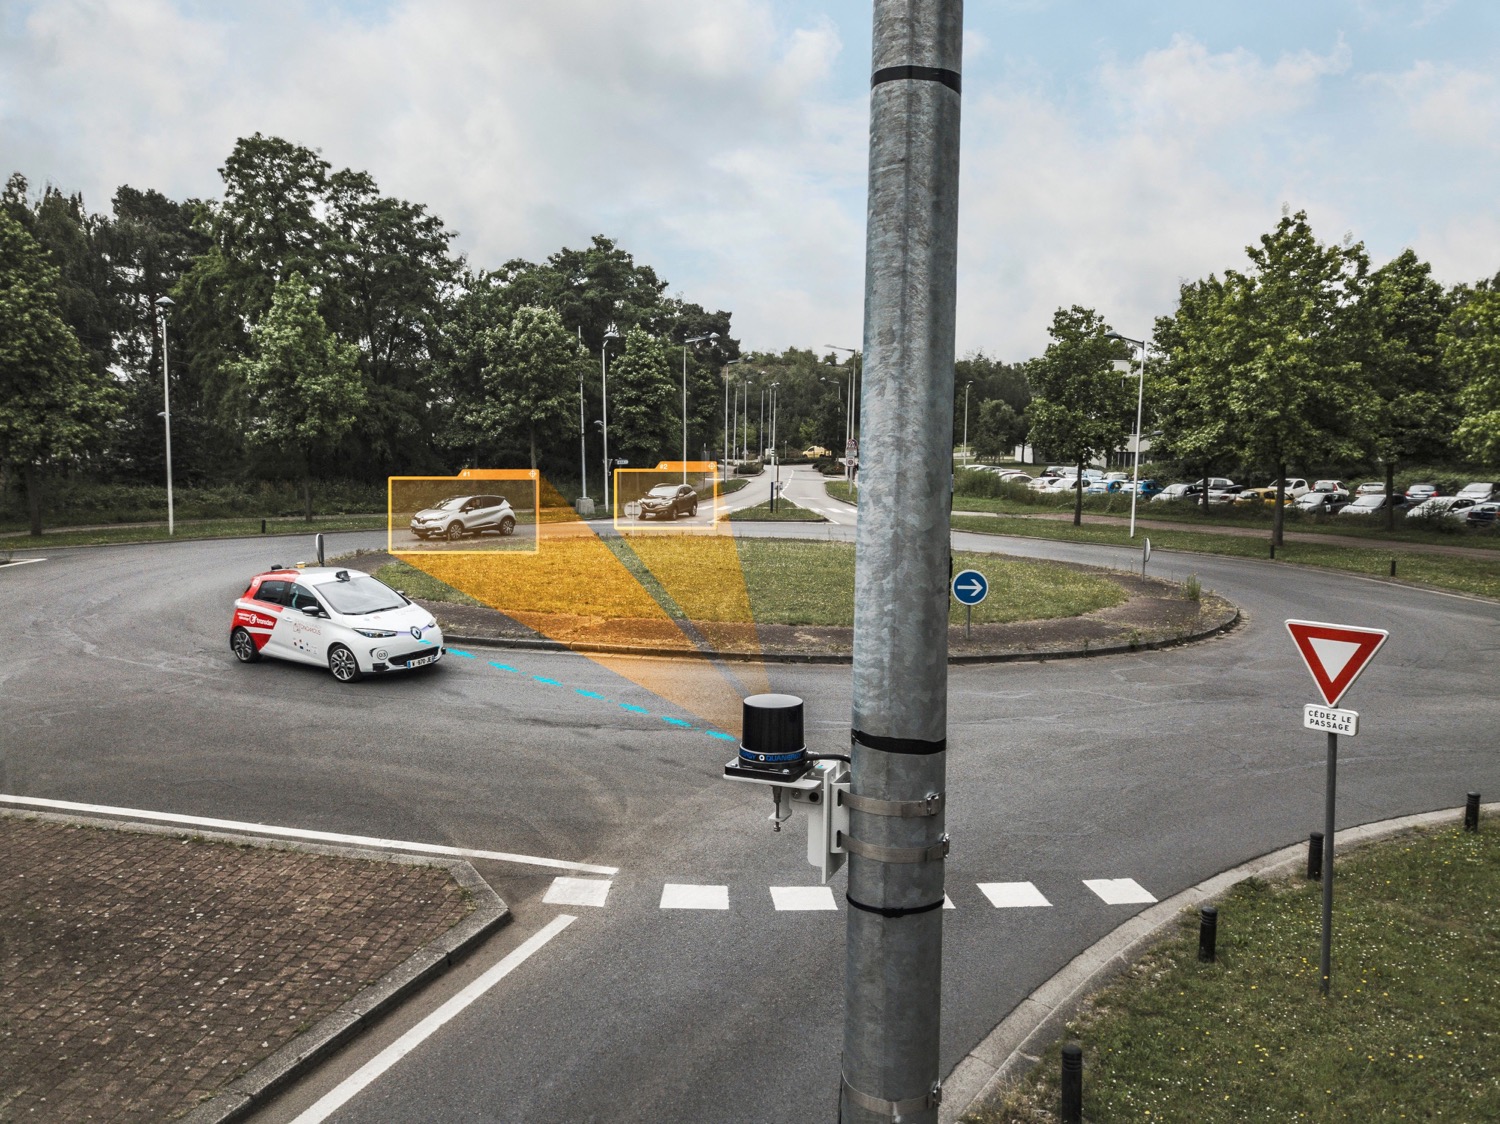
[1465,792,1480,833]
[1198,905,1218,963]
[1389,559,1397,577]
[261,519,267,534]
[1269,542,1276,559]
[1307,832,1324,880]
[1060,1043,1083,1124]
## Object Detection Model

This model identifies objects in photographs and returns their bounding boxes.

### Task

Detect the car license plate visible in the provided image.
[408,652,438,668]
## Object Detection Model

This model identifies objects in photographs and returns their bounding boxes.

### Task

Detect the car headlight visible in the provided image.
[355,628,398,638]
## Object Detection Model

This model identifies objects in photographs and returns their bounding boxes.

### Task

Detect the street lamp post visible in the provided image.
[722,357,745,474]
[600,324,621,514]
[579,368,588,505]
[682,334,715,481]
[826,345,859,482]
[962,380,973,467]
[769,380,781,511]
[155,296,175,536]
[1105,330,1149,538]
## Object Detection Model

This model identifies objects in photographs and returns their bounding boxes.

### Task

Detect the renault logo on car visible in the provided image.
[411,626,423,639]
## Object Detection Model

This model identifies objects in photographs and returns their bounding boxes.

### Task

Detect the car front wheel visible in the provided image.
[328,644,363,683]
[446,522,465,541]
[230,627,260,663]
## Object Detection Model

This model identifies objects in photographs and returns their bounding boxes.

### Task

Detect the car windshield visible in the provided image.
[647,485,680,497]
[316,575,405,615]
[432,497,468,510]
[1351,495,1383,508]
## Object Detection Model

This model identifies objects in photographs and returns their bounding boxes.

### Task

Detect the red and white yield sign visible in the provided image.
[1285,619,1389,708]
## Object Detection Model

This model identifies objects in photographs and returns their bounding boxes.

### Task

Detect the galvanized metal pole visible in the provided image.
[1320,730,1337,996]
[844,2,962,1121]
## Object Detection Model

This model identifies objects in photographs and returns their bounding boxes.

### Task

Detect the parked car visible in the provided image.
[1236,486,1290,505]
[638,483,700,519]
[1460,501,1500,528]
[1404,483,1440,503]
[1456,482,1496,504]
[1150,482,1198,503]
[999,471,1033,484]
[1310,480,1351,498]
[1135,479,1163,499]
[1406,496,1477,521]
[1338,494,1412,518]
[1295,490,1349,515]
[1207,484,1247,504]
[1355,481,1387,496]
[410,494,517,540]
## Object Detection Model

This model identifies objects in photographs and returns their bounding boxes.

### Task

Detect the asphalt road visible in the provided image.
[1,506,1495,1123]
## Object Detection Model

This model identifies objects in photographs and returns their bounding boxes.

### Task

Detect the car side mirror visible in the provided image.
[301,605,325,617]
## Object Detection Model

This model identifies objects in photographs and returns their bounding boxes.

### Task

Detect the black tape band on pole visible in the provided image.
[846,894,945,918]
[851,729,947,756]
[871,64,961,94]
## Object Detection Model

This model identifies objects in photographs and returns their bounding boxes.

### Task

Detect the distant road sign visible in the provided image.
[951,569,988,606]
[1286,619,1389,707]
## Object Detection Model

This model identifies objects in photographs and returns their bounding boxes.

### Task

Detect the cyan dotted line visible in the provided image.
[464,653,732,741]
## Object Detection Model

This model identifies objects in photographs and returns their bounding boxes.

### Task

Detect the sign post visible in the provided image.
[952,569,988,640]
[1285,619,1388,996]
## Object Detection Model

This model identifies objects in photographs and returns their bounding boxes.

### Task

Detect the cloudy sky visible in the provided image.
[3,0,1497,357]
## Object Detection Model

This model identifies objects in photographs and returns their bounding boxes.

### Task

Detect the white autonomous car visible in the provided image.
[230,565,445,682]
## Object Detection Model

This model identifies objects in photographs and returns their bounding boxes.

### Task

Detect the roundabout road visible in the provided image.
[0,519,1495,1123]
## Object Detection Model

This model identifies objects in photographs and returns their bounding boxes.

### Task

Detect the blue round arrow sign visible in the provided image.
[951,568,988,606]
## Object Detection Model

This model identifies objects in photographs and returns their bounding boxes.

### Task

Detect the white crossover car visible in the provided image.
[410,494,517,540]
[230,566,445,682]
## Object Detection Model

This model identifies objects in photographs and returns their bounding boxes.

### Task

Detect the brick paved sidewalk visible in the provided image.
[0,813,477,1122]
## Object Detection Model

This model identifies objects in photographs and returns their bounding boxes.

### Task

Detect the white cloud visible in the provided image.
[0,0,862,347]
[1377,60,1500,149]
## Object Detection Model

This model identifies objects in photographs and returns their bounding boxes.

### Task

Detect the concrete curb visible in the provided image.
[1,808,510,1124]
[940,800,1500,1123]
[441,601,1241,666]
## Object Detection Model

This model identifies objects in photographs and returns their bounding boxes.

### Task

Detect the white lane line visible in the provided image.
[543,876,612,907]
[977,881,1053,908]
[770,886,838,911]
[1083,878,1157,905]
[0,795,619,876]
[660,884,729,910]
[0,557,46,567]
[289,914,576,1124]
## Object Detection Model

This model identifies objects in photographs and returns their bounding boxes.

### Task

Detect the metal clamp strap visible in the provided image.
[840,790,944,818]
[842,1075,942,1119]
[838,832,949,864]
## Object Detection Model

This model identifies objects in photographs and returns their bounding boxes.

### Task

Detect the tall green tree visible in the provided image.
[972,399,1022,459]
[1025,306,1132,524]
[231,273,365,520]
[1222,212,1373,545]
[1362,249,1458,527]
[1442,285,1500,466]
[0,211,120,534]
[608,328,675,470]
[463,305,582,470]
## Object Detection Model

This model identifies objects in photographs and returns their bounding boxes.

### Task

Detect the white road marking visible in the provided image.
[1083,877,1157,905]
[977,881,1052,908]
[289,914,576,1124]
[0,794,619,875]
[770,886,838,911]
[660,883,729,910]
[543,876,613,907]
[944,894,955,909]
[0,557,46,567]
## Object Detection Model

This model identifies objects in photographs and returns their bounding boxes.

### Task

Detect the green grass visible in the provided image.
[736,542,1123,628]
[373,540,1125,628]
[826,480,857,504]
[0,514,388,549]
[968,816,1500,1123]
[726,500,827,522]
[950,515,1500,600]
[370,560,482,606]
[715,477,751,497]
